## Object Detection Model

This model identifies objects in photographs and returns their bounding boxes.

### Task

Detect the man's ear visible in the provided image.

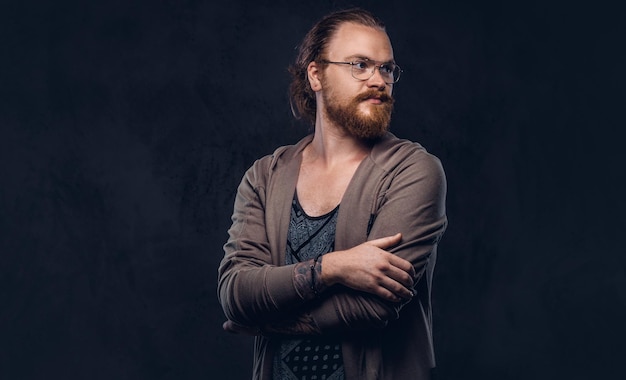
[307,61,322,91]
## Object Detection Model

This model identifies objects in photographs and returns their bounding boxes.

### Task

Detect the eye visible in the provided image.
[352,60,369,71]
[380,63,395,74]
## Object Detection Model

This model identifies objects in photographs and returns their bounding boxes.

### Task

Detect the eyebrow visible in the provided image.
[344,55,396,64]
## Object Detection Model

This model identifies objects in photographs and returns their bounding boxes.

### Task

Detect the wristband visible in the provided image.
[310,254,323,297]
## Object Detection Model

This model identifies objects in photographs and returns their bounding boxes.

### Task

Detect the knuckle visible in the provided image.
[376,262,391,272]
[372,273,385,284]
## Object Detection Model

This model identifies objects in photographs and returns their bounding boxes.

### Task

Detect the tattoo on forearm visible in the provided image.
[293,258,328,300]
[314,256,327,294]
[294,261,313,299]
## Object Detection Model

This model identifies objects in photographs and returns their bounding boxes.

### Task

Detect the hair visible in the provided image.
[288,8,386,125]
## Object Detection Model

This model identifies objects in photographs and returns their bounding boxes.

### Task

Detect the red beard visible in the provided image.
[323,89,395,141]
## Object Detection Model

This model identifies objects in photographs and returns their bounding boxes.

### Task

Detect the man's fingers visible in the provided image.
[376,288,403,303]
[381,269,414,298]
[376,278,414,302]
[330,235,418,300]
[388,254,416,278]
[368,234,415,276]
[386,265,414,288]
[368,233,402,249]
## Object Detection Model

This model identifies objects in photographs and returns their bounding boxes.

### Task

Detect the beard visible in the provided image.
[322,88,395,141]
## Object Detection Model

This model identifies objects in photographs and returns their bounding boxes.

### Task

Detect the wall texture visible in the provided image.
[1,0,624,379]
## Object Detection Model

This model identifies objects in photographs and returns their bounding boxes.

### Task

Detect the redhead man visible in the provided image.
[219,8,447,380]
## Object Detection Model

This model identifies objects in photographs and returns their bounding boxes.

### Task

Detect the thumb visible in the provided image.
[368,233,402,249]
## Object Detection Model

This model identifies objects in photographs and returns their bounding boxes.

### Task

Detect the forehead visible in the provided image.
[325,22,394,62]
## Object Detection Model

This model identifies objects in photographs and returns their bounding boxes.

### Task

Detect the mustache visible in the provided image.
[355,90,395,103]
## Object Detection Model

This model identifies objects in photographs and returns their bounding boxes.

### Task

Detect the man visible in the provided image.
[218,8,447,380]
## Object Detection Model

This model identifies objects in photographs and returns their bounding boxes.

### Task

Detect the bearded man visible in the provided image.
[218,8,448,380]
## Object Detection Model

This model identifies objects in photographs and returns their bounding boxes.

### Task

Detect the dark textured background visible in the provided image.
[1,0,624,379]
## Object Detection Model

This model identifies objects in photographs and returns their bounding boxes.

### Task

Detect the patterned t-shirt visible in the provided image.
[272,195,345,380]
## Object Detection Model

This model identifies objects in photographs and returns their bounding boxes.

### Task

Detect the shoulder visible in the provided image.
[370,133,445,178]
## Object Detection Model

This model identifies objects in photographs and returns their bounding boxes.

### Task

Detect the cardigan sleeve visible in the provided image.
[217,159,307,327]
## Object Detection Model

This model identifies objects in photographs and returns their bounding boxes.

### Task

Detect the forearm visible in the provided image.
[257,258,327,336]
[293,256,327,300]
[279,243,441,334]
[219,257,328,331]
[218,259,304,326]
[260,243,419,335]
[258,289,403,337]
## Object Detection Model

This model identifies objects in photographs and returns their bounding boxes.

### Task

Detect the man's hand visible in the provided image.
[320,233,415,302]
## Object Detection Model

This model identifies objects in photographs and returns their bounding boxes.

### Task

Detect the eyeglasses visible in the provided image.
[320,58,402,84]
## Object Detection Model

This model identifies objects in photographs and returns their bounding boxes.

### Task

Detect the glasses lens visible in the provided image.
[351,60,371,80]
[351,60,401,83]
[379,63,398,83]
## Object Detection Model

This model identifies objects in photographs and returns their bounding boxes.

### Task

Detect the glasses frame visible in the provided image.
[319,58,402,84]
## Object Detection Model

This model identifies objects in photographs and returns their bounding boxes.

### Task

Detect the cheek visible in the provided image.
[330,87,353,104]
[330,76,361,95]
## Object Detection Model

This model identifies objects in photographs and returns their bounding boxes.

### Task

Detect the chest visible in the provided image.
[296,162,360,217]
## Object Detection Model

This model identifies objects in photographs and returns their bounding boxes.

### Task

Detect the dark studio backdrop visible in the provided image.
[1,0,624,379]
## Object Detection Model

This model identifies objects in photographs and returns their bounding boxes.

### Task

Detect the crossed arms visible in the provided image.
[218,151,447,336]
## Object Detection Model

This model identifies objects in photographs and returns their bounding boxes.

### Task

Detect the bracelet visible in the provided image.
[310,254,323,298]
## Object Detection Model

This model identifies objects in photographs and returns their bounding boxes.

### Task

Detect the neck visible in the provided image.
[306,114,372,168]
